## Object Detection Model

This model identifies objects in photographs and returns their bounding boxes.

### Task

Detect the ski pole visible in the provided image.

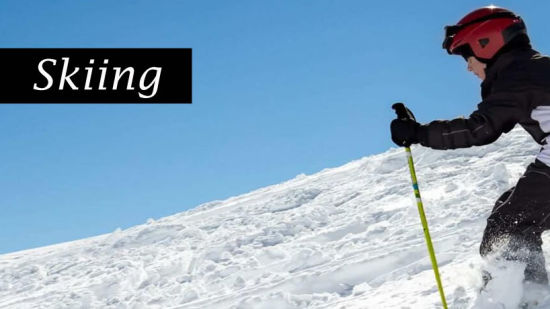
[392,102,448,309]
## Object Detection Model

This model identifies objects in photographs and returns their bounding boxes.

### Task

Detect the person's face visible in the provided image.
[467,56,487,80]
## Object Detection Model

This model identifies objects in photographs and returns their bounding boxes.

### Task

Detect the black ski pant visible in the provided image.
[480,160,550,285]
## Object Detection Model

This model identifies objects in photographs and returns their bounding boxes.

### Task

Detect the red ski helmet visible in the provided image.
[442,6,527,60]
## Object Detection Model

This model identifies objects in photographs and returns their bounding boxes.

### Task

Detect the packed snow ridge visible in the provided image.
[1,127,548,308]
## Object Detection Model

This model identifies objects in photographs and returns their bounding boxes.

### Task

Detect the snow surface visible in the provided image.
[1,127,550,308]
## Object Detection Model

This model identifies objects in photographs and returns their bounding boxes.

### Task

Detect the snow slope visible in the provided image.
[1,127,549,309]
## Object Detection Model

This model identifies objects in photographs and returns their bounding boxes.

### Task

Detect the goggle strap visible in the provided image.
[447,11,520,36]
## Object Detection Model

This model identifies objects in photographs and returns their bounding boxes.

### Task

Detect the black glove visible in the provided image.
[390,106,420,147]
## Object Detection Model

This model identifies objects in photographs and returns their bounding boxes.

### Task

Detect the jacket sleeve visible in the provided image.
[416,91,524,150]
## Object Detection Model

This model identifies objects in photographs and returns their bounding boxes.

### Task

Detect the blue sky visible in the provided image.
[1,1,550,254]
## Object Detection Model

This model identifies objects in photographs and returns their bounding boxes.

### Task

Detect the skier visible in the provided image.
[390,6,550,287]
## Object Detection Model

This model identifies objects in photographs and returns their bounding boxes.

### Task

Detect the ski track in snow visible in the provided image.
[1,127,549,308]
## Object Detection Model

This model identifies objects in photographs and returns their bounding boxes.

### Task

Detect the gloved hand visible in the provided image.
[390,106,420,147]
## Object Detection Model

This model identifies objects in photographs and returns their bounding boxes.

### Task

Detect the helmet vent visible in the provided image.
[478,38,490,48]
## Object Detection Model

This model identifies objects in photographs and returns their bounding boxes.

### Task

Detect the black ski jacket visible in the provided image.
[417,48,550,166]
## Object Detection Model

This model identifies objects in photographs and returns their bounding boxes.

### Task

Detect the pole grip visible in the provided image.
[392,102,415,121]
[392,102,408,120]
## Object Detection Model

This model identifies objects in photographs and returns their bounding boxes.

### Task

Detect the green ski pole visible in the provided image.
[392,102,448,309]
